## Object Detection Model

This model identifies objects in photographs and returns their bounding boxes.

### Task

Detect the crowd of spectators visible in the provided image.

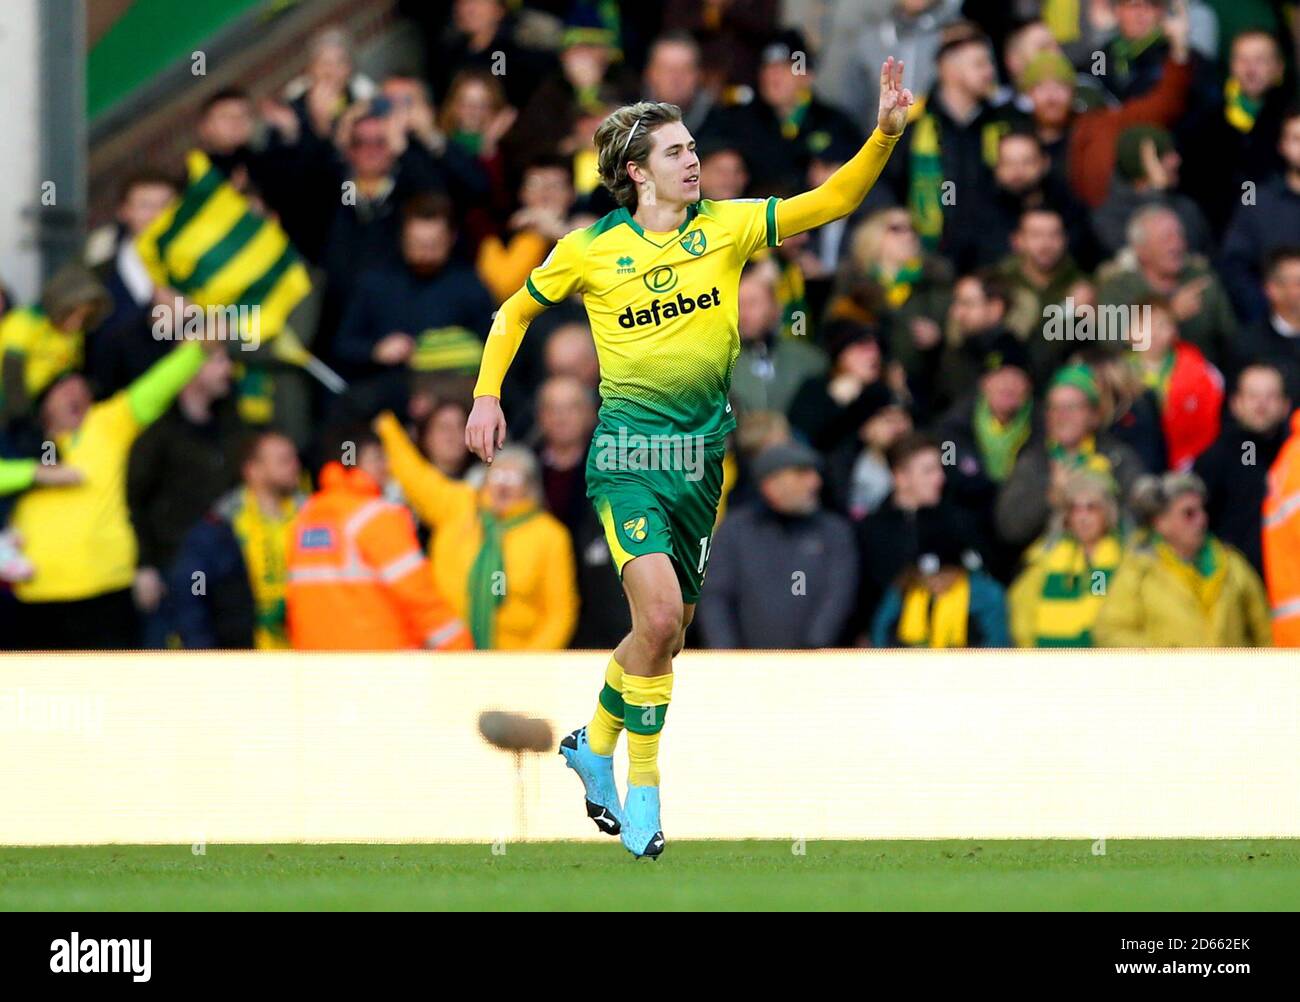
[3,0,1300,651]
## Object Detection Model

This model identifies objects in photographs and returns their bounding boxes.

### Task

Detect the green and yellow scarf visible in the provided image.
[412,326,484,374]
[466,506,540,649]
[1111,28,1164,80]
[1048,435,1113,478]
[1032,534,1122,647]
[780,91,812,140]
[234,362,275,426]
[872,258,924,310]
[1224,77,1262,133]
[908,107,945,250]
[230,488,299,649]
[777,257,807,339]
[1133,349,1174,405]
[974,397,1032,482]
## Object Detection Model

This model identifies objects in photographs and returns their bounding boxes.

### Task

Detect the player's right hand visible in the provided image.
[877,57,913,137]
[466,395,507,464]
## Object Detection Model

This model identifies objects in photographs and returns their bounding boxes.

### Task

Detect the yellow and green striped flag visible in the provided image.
[136,150,311,342]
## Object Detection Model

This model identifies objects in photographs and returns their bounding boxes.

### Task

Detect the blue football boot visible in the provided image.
[558,726,624,836]
[620,785,665,859]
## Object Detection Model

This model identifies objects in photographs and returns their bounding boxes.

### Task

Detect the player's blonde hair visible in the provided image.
[594,101,683,209]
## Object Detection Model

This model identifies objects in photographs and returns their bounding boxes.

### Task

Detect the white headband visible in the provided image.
[620,118,643,158]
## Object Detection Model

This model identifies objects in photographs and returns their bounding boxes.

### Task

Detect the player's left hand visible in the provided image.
[877,57,914,137]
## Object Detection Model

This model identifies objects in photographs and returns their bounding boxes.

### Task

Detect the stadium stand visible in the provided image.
[3,0,1300,653]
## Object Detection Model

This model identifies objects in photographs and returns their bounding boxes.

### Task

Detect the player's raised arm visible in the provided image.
[775,57,913,239]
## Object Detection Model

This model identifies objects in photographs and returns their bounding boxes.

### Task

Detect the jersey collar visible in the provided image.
[619,202,700,247]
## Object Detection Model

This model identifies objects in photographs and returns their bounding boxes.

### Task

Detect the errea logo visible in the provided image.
[50,933,151,982]
[616,255,636,275]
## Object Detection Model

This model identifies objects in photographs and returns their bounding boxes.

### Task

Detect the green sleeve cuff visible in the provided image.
[525,277,558,307]
[766,195,781,248]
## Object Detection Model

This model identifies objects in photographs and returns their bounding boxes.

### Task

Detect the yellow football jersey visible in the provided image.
[524,197,782,443]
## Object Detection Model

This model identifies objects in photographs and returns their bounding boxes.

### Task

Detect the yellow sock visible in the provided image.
[623,672,673,787]
[586,655,625,756]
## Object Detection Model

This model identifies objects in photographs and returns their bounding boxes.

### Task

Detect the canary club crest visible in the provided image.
[622,515,649,542]
[679,229,707,256]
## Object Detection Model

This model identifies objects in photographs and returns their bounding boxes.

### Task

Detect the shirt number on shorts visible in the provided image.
[697,535,712,574]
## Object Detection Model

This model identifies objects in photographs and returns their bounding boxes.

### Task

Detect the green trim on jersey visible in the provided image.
[618,203,701,246]
[588,209,627,239]
[525,276,557,307]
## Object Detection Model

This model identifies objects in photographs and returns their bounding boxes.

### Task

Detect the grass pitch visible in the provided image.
[2,840,1298,910]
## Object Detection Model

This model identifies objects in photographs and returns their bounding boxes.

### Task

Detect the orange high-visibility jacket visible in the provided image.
[1263,411,1300,647]
[286,462,472,650]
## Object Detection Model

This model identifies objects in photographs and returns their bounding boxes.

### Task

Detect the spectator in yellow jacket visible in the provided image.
[1093,472,1272,647]
[9,339,219,648]
[374,411,578,649]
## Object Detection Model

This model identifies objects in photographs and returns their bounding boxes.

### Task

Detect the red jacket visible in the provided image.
[1162,341,1223,471]
[1068,58,1193,208]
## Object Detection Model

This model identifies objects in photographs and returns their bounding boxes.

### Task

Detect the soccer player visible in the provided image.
[466,59,913,858]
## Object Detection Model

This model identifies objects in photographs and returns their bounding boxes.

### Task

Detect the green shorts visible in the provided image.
[586,432,727,605]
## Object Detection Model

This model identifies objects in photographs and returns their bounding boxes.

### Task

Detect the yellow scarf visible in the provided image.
[1155,538,1227,613]
[1049,435,1113,479]
[1223,77,1261,134]
[897,573,971,648]
[230,488,298,649]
